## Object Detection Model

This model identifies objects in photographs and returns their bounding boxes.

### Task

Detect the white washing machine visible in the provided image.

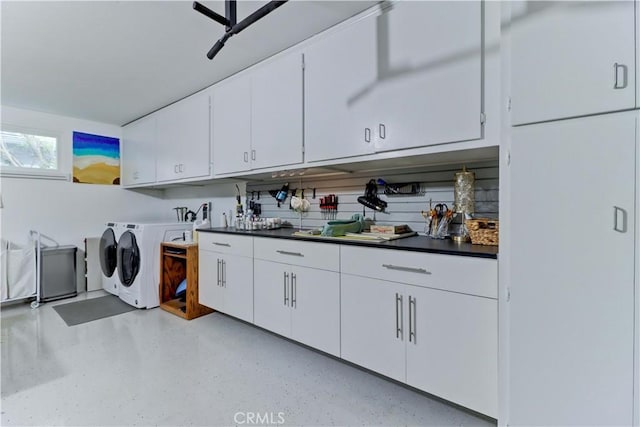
[99,222,123,296]
[116,222,192,309]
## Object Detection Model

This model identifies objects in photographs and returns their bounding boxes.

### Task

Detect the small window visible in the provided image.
[0,129,58,170]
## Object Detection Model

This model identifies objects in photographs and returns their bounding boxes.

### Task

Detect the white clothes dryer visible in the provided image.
[116,222,191,309]
[99,222,123,296]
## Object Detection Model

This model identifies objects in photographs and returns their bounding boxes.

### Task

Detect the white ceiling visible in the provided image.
[1,0,378,126]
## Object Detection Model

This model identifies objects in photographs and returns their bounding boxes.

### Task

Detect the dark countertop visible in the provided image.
[197,227,498,259]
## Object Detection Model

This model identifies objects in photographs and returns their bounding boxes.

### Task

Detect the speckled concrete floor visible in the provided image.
[1,291,496,426]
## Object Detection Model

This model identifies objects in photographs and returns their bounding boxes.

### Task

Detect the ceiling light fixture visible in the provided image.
[193,0,289,60]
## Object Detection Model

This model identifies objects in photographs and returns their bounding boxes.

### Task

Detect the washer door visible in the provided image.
[99,228,118,278]
[117,231,140,287]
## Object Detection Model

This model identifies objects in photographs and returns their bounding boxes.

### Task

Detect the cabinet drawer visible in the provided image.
[254,237,339,271]
[198,233,253,257]
[341,246,497,299]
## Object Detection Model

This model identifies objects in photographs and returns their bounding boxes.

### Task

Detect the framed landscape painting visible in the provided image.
[72,131,120,185]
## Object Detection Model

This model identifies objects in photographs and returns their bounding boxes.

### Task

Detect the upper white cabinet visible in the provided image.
[510,1,635,125]
[212,52,304,175]
[372,1,482,153]
[509,112,636,425]
[305,1,482,162]
[212,73,252,175]
[156,91,211,182]
[121,114,156,186]
[251,52,304,170]
[304,16,379,162]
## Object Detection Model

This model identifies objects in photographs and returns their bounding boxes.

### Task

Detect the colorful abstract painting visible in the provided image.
[72,131,120,185]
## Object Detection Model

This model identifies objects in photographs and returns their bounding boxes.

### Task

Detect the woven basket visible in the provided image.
[466,219,499,246]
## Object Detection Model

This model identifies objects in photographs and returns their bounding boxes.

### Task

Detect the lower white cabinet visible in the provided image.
[199,253,253,323]
[254,259,340,357]
[341,274,497,418]
[340,244,498,418]
[198,234,253,323]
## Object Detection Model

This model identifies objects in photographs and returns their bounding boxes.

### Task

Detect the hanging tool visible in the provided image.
[235,184,244,217]
[357,179,387,212]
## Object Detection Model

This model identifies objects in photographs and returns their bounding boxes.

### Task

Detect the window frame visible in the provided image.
[0,124,68,180]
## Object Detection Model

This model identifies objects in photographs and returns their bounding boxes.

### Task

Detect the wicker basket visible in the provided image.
[466,218,499,246]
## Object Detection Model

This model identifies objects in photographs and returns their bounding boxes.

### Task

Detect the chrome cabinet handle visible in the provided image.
[395,293,403,340]
[613,206,627,233]
[251,149,256,161]
[614,63,628,89]
[364,127,371,143]
[291,273,296,308]
[212,242,231,247]
[409,296,416,344]
[217,258,221,287]
[276,250,304,257]
[222,259,226,287]
[284,272,289,306]
[379,123,386,139]
[382,264,431,275]
[244,151,249,162]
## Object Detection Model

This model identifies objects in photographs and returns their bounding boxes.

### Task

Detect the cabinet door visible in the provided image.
[405,286,497,418]
[251,52,303,170]
[511,1,635,125]
[304,16,378,162]
[373,1,482,152]
[121,115,156,186]
[156,91,211,182]
[198,251,225,311]
[290,266,340,356]
[509,113,636,425]
[221,254,254,323]
[212,74,252,175]
[340,274,405,382]
[253,259,291,338]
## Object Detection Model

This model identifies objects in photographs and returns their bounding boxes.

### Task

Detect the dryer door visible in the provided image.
[117,231,140,287]
[99,227,118,278]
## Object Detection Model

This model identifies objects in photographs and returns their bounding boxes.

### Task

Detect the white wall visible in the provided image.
[0,106,241,293]
[0,106,170,247]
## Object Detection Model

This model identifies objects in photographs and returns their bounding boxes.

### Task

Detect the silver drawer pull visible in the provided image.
[382,264,431,275]
[276,250,304,257]
[213,242,231,247]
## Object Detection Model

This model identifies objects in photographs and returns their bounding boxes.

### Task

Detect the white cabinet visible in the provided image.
[156,91,211,182]
[371,1,482,153]
[212,52,304,175]
[250,52,303,170]
[254,260,340,356]
[405,285,497,419]
[121,114,156,186]
[253,238,340,356]
[509,112,636,425]
[304,16,379,162]
[510,1,635,125]
[212,73,252,175]
[340,275,406,382]
[340,246,498,418]
[304,1,482,162]
[198,233,253,323]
